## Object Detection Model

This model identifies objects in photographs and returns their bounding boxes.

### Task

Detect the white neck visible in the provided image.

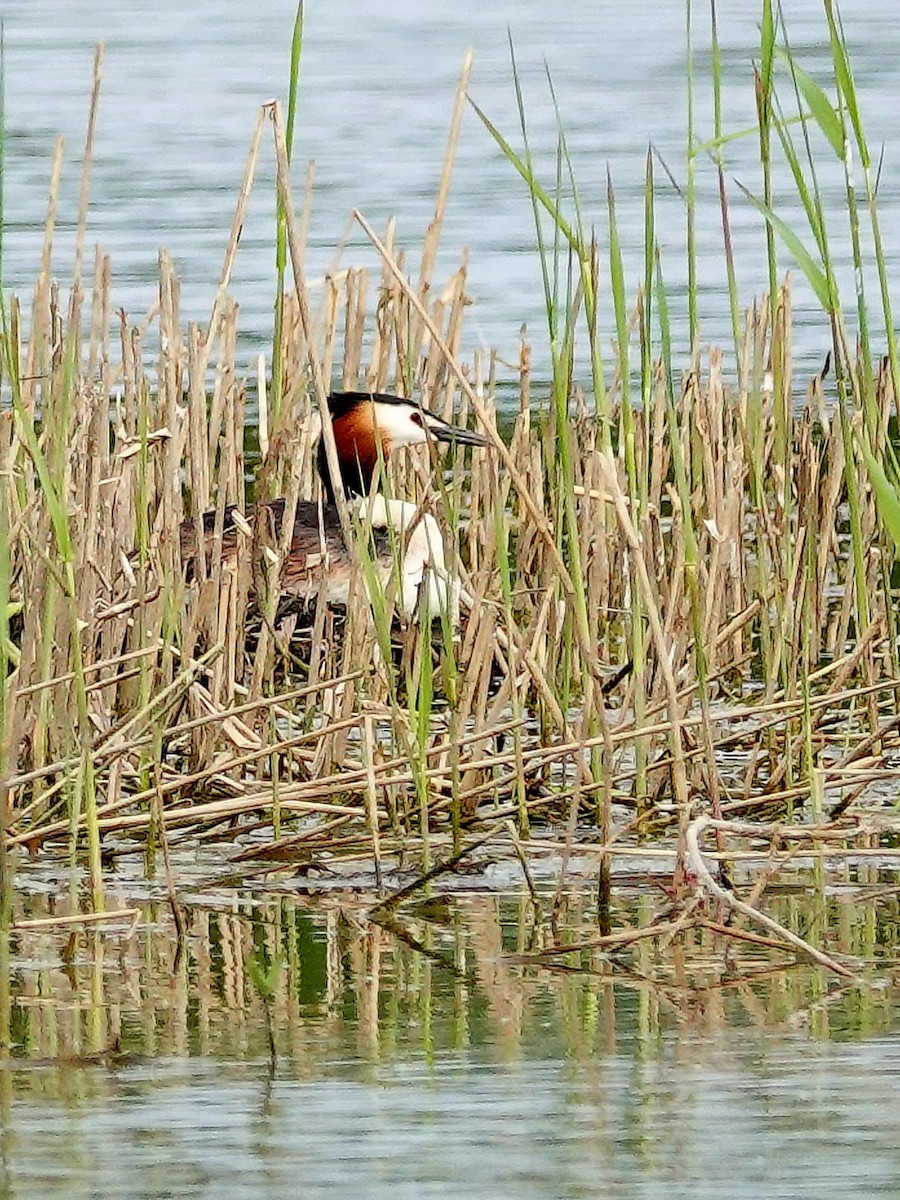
[353,496,458,620]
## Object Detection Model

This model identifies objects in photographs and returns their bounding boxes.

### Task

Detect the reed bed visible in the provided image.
[3,3,900,955]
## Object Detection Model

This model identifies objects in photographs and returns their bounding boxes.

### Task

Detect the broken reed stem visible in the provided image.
[684,814,858,980]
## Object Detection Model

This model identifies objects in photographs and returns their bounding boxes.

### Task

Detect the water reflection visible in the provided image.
[1,873,900,1196]
[7,879,900,1068]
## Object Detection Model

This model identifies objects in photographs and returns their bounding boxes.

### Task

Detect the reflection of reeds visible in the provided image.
[4,5,900,950]
[5,884,900,1073]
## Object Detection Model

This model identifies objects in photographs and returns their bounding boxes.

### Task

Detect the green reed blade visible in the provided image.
[774,48,843,159]
[857,431,900,553]
[271,0,304,421]
[468,96,579,256]
[508,34,557,344]
[0,23,5,299]
[709,0,741,373]
[641,148,654,418]
[769,100,828,261]
[824,0,867,168]
[757,0,778,318]
[685,0,697,349]
[738,183,831,310]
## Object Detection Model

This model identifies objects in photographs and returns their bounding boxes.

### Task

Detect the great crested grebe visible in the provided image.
[181,391,490,619]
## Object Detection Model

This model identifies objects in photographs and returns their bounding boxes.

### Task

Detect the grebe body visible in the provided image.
[181,392,489,619]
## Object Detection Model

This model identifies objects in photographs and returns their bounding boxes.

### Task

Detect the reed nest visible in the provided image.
[3,75,900,949]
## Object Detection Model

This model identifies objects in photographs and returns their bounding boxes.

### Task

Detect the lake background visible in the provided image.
[5,0,900,389]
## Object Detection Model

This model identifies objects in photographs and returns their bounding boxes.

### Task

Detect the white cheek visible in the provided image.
[374,404,429,446]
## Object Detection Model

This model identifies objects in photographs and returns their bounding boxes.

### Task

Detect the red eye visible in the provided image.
[409,411,424,427]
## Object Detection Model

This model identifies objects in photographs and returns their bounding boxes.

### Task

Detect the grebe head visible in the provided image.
[318,391,490,502]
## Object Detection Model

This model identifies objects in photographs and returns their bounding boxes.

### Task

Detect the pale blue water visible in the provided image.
[4,869,900,1200]
[4,0,900,382]
[7,1032,900,1197]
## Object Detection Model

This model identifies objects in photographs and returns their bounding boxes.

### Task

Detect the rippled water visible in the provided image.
[10,1043,900,1199]
[5,866,900,1198]
[4,0,900,382]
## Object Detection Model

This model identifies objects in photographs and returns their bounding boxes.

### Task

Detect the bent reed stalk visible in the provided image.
[3,5,900,920]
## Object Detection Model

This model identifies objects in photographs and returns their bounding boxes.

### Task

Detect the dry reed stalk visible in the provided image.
[13,908,140,932]
[23,137,64,415]
[69,44,104,326]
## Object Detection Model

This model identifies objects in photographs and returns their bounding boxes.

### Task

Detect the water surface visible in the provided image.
[4,0,900,382]
[10,1042,900,1199]
[4,867,900,1198]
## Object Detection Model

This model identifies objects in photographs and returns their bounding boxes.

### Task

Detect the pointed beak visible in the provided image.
[421,411,492,448]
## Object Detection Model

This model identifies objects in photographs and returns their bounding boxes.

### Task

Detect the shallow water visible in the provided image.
[4,0,900,384]
[9,1043,900,1199]
[4,857,900,1198]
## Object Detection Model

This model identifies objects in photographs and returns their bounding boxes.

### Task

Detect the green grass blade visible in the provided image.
[774,48,843,158]
[737,182,831,309]
[857,432,900,552]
